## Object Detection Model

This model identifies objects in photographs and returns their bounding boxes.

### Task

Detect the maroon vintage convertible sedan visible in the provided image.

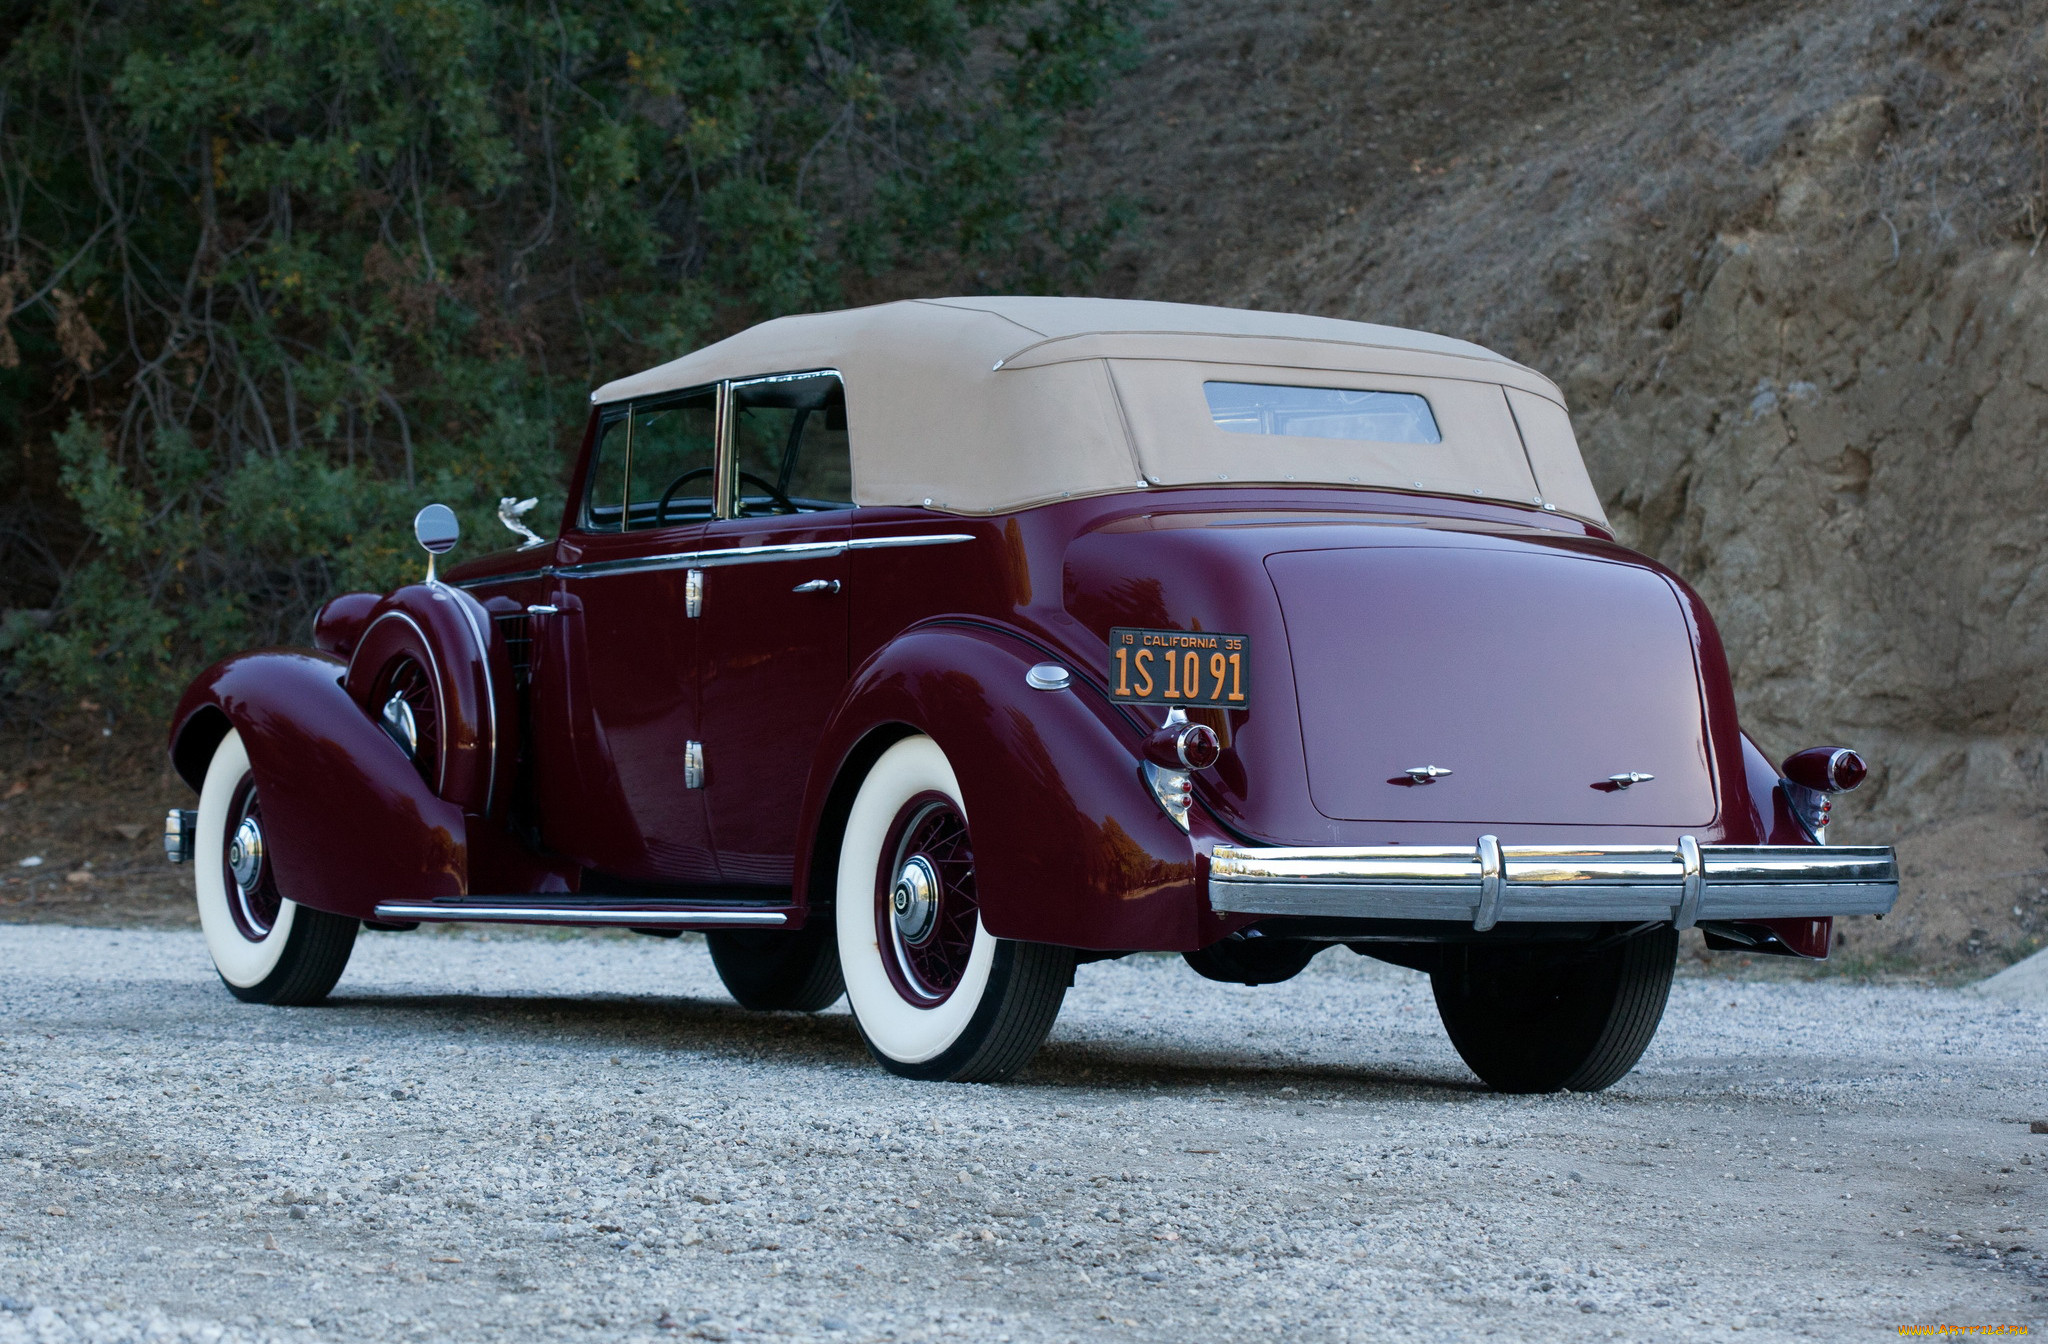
[164,297,1897,1091]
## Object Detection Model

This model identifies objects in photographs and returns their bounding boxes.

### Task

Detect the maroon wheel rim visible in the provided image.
[874,792,978,1006]
[369,654,440,789]
[221,774,282,942]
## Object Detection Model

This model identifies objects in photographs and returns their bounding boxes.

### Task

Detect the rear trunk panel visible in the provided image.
[1265,540,1717,826]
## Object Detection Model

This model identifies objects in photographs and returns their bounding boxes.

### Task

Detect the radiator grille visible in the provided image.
[495,613,532,690]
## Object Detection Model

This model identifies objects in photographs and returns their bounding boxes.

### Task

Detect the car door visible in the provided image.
[531,386,720,883]
[694,371,854,887]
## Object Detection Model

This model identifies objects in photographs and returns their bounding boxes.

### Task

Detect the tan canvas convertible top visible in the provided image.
[590,296,1607,526]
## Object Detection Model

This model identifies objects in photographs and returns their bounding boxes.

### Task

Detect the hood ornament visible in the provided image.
[1403,765,1452,784]
[498,496,547,550]
[1606,772,1656,789]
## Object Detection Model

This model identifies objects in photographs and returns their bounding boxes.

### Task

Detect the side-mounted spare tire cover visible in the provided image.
[342,583,515,818]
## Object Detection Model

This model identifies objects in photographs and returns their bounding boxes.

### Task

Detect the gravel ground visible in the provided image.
[1,925,2044,1344]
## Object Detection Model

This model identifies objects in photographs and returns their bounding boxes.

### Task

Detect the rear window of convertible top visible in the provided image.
[1203,381,1442,445]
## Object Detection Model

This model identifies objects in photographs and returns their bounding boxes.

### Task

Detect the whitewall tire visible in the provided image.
[835,735,1073,1082]
[194,729,358,1005]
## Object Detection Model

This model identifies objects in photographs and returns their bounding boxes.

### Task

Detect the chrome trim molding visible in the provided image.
[561,538,848,578]
[452,533,973,588]
[461,566,551,587]
[373,900,788,928]
[848,532,977,552]
[729,368,845,389]
[1209,839,1899,928]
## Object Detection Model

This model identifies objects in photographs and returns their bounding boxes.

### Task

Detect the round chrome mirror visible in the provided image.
[413,503,459,581]
[414,504,460,555]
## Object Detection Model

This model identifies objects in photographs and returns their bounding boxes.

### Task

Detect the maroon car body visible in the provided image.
[166,297,1896,1090]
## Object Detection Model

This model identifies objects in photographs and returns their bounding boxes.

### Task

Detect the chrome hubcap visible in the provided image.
[228,817,265,896]
[380,693,419,759]
[890,856,939,944]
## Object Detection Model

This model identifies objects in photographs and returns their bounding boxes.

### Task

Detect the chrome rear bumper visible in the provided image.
[1207,837,1897,931]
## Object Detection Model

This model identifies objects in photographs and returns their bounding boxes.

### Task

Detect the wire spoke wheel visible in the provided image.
[837,736,1074,1082]
[876,793,980,1005]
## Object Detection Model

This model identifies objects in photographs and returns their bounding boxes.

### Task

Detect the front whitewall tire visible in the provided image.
[191,728,359,1005]
[196,730,297,988]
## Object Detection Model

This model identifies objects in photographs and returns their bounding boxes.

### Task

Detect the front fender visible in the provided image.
[798,622,1201,952]
[168,650,467,919]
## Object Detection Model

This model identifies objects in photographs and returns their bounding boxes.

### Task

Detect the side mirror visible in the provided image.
[414,503,459,582]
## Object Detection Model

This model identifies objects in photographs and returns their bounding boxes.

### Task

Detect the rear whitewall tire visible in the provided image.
[194,729,358,1005]
[835,735,1071,1081]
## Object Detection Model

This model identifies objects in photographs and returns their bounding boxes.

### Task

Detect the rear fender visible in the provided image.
[169,651,467,919]
[797,623,1201,952]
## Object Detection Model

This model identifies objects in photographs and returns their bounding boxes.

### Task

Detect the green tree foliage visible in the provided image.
[0,0,1139,713]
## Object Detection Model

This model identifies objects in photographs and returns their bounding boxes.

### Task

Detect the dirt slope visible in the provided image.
[7,0,2044,975]
[1062,0,2048,971]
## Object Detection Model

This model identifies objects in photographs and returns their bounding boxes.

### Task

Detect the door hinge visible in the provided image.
[686,568,704,618]
[684,740,705,789]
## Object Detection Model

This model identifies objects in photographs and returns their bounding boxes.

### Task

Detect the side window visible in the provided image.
[729,373,853,517]
[627,387,719,528]
[583,411,629,532]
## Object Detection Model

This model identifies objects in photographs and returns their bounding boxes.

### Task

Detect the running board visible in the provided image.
[372,896,791,928]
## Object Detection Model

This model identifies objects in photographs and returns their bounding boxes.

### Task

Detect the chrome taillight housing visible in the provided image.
[1142,708,1220,831]
[1779,746,1868,842]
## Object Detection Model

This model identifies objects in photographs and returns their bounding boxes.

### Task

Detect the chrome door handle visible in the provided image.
[792,579,840,594]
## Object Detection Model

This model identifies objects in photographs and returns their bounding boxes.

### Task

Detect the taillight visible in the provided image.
[1781,746,1868,793]
[1143,709,1221,772]
[1779,746,1869,842]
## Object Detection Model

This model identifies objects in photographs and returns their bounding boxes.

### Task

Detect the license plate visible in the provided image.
[1108,627,1250,708]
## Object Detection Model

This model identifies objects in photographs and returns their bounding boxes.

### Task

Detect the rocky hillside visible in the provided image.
[1063,0,2048,971]
[5,0,2040,975]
